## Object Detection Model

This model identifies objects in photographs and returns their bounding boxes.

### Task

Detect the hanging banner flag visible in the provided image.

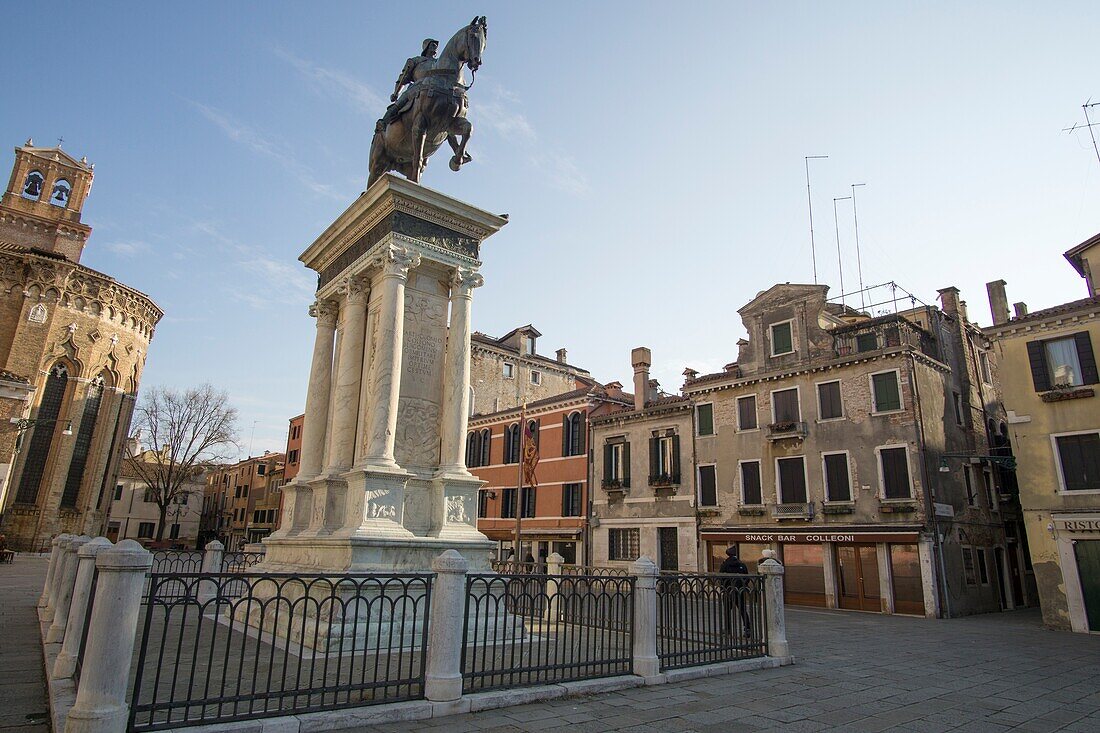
[522,420,539,488]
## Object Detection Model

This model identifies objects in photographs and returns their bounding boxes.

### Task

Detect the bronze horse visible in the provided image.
[368,17,487,187]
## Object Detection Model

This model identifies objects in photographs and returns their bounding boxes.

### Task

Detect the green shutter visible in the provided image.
[649,437,659,483]
[562,415,570,456]
[603,444,613,483]
[1027,340,1052,392]
[697,404,714,435]
[671,435,681,480]
[1075,332,1098,385]
[623,442,631,486]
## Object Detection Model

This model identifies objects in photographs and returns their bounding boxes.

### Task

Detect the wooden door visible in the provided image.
[836,544,883,612]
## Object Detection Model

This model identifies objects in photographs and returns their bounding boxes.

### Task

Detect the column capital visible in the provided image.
[336,275,370,306]
[451,267,484,297]
[376,244,421,281]
[309,299,339,327]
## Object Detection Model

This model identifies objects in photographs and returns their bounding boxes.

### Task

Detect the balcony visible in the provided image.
[771,502,815,521]
[831,315,938,360]
[648,473,680,490]
[601,477,630,493]
[766,421,808,441]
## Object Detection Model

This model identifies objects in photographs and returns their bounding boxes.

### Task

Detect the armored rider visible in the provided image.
[376,38,439,132]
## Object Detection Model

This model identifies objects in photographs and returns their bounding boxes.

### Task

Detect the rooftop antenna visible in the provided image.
[805,155,829,283]
[248,420,257,457]
[833,196,852,307]
[56,136,64,148]
[850,183,867,310]
[1062,99,1100,170]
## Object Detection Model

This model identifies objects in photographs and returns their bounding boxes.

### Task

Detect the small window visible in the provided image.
[871,371,902,412]
[563,412,585,456]
[50,179,72,207]
[477,490,488,518]
[962,547,976,586]
[976,548,989,585]
[137,522,155,539]
[1054,432,1100,492]
[603,440,630,488]
[521,486,536,518]
[144,488,156,503]
[1027,333,1098,391]
[879,446,912,499]
[500,488,517,518]
[770,321,794,356]
[978,351,992,384]
[523,336,535,356]
[823,452,851,502]
[562,483,583,516]
[257,463,266,476]
[698,465,717,507]
[114,484,123,501]
[772,388,800,423]
[503,362,515,379]
[22,170,44,200]
[856,332,878,353]
[817,381,842,420]
[740,461,762,505]
[530,370,541,385]
[504,424,521,463]
[737,395,757,430]
[649,434,680,484]
[608,528,640,561]
[776,456,807,503]
[696,403,714,436]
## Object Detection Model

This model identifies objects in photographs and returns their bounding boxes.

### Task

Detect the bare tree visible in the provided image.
[125,384,239,542]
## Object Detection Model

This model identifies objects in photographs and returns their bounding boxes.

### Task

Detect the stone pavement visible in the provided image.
[0,556,50,733]
[359,606,1100,733]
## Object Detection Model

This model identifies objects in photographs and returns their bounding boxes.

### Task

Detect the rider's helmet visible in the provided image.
[422,39,439,56]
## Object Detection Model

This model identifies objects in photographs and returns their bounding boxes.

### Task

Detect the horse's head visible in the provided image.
[463,16,487,71]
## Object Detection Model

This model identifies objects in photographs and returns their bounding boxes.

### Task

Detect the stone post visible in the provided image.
[296,299,339,482]
[65,540,152,733]
[47,535,91,642]
[197,540,224,606]
[362,245,420,468]
[437,267,483,475]
[53,537,112,679]
[39,533,71,609]
[425,550,467,702]
[326,277,369,474]
[630,556,660,678]
[544,552,564,623]
[758,550,790,658]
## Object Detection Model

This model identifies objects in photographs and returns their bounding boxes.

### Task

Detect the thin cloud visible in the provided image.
[530,153,591,196]
[104,240,149,256]
[274,47,386,115]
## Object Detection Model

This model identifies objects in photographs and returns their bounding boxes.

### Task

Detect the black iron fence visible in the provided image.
[656,573,767,670]
[462,572,634,692]
[128,572,432,732]
[149,549,266,574]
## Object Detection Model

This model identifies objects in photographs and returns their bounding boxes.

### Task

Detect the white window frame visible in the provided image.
[769,385,802,424]
[530,370,541,385]
[695,402,715,436]
[815,378,844,422]
[1050,430,1100,495]
[502,362,515,379]
[738,459,764,506]
[697,463,718,507]
[655,435,675,475]
[875,443,914,501]
[869,368,905,415]
[609,442,626,481]
[769,319,796,357]
[736,394,759,432]
[774,455,809,505]
[821,450,854,504]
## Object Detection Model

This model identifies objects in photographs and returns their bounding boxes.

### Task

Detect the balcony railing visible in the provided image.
[766,421,807,441]
[648,473,681,488]
[771,502,815,520]
[832,315,938,360]
[601,477,630,491]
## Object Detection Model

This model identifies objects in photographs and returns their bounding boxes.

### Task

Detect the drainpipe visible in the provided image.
[908,353,952,618]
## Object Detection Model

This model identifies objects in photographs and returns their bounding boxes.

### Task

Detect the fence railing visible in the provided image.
[128,572,432,732]
[656,573,767,670]
[462,572,635,692]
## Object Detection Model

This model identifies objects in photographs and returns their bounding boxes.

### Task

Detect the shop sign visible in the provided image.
[1055,518,1100,533]
[934,502,955,518]
[704,531,920,544]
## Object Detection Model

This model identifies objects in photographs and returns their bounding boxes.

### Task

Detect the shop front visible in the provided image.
[481,527,581,566]
[701,529,931,617]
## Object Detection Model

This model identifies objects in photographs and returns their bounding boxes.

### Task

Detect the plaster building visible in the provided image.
[983,234,1100,632]
[105,439,205,549]
[681,283,1022,618]
[470,325,592,415]
[470,379,631,564]
[285,414,304,482]
[200,452,286,550]
[589,348,700,572]
[0,141,161,551]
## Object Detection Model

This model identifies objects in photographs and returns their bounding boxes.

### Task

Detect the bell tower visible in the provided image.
[0,139,94,262]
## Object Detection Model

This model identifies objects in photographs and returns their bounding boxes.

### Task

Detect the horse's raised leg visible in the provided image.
[448,118,473,171]
[410,122,428,183]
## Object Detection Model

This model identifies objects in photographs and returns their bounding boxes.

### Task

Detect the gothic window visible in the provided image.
[50,179,72,207]
[479,428,490,466]
[62,376,105,507]
[16,364,70,504]
[22,170,44,200]
[562,411,585,456]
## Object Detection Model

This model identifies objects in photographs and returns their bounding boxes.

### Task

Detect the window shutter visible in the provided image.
[481,430,490,466]
[649,437,659,481]
[671,434,681,479]
[577,414,586,455]
[1075,332,1098,385]
[1026,340,1051,392]
[603,444,612,483]
[623,442,631,485]
[562,415,570,456]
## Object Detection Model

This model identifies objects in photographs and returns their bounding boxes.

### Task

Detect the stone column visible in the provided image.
[197,540,224,606]
[65,540,151,733]
[46,534,77,618]
[362,245,421,469]
[424,550,468,702]
[326,277,370,474]
[437,267,483,476]
[545,552,564,622]
[296,300,339,481]
[758,550,790,658]
[47,534,91,642]
[38,533,71,609]
[53,537,112,679]
[630,556,660,679]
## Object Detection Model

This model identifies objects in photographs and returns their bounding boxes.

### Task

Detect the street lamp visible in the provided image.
[5,417,73,436]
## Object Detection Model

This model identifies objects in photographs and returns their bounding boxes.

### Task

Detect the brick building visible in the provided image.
[470,325,592,415]
[200,452,285,550]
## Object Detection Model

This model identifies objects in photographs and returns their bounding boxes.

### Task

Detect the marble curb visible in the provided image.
[39,611,77,733]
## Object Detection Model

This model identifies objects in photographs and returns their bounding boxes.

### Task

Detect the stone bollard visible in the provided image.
[197,540,225,606]
[47,535,92,643]
[65,540,152,733]
[54,538,113,679]
[630,556,660,679]
[425,550,468,702]
[758,550,790,658]
[544,552,564,623]
[41,533,73,613]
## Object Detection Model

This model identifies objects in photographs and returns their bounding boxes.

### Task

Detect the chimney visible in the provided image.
[986,280,1010,326]
[556,348,567,364]
[958,300,969,321]
[631,347,651,412]
[648,379,660,403]
[937,287,961,317]
[1013,302,1029,318]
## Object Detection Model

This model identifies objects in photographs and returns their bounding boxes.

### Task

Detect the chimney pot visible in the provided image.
[556,348,567,363]
[937,286,961,316]
[1013,302,1028,318]
[631,347,652,411]
[986,280,1010,326]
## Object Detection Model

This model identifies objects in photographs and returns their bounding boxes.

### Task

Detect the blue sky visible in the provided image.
[3,2,1099,457]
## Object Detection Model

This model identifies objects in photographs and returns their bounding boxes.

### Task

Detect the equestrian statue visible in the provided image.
[368,16,487,188]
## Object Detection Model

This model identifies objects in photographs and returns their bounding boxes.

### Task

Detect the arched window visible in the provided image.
[527,419,540,449]
[22,170,45,200]
[504,423,520,464]
[16,364,70,504]
[50,179,72,207]
[562,411,585,457]
[479,428,490,466]
[466,431,480,468]
[62,375,105,507]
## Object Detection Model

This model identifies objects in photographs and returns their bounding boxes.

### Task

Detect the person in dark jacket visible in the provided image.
[719,547,752,636]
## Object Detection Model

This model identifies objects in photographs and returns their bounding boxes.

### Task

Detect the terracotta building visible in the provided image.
[0,141,161,551]
[983,233,1100,632]
[200,452,286,550]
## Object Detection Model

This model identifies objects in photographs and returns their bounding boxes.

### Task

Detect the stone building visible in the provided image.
[589,348,700,572]
[470,379,631,564]
[983,233,1100,632]
[471,325,592,415]
[201,452,286,550]
[105,438,205,549]
[0,141,161,551]
[681,283,1021,618]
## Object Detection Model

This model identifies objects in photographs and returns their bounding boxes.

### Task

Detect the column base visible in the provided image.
[430,472,488,541]
[262,534,496,574]
[297,475,348,538]
[342,464,416,539]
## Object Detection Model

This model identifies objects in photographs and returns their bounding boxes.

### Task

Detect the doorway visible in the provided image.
[658,527,679,571]
[1073,540,1100,632]
[836,543,882,612]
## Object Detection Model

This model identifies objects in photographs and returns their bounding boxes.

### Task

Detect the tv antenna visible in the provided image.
[1063,99,1100,170]
[851,183,867,310]
[804,155,829,283]
[833,196,852,307]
